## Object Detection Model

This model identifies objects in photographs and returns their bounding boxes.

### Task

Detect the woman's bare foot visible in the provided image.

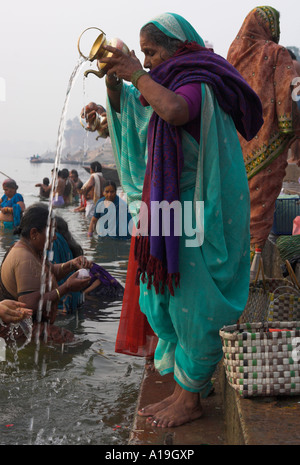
[150,387,203,428]
[138,383,181,418]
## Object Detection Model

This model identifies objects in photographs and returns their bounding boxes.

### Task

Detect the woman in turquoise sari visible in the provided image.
[84,13,263,427]
[0,179,25,229]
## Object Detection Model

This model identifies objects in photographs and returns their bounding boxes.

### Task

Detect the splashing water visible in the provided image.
[34,56,87,356]
[82,76,90,160]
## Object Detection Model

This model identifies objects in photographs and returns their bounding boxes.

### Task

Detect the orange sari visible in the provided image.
[227,6,299,250]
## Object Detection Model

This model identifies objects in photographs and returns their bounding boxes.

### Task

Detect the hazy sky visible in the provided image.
[0,0,299,159]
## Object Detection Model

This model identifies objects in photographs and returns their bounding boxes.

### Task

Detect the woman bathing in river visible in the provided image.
[0,178,25,229]
[0,203,91,342]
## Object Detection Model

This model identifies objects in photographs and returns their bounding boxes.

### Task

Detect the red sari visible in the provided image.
[115,233,158,357]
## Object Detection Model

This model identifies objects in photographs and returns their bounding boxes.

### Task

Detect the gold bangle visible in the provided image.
[61,261,72,271]
[131,69,148,88]
[55,288,61,300]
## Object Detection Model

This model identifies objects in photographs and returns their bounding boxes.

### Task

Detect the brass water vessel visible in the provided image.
[77,27,129,79]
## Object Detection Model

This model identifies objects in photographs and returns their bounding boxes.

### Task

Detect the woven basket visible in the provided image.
[268,292,300,322]
[240,280,296,323]
[240,259,300,324]
[220,321,300,397]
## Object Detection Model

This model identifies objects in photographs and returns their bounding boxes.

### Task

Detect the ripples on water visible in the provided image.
[0,161,144,445]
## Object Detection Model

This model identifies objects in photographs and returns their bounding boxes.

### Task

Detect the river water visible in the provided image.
[0,157,144,445]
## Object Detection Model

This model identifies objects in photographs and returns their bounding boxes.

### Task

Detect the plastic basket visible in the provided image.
[272,197,300,235]
[220,321,300,397]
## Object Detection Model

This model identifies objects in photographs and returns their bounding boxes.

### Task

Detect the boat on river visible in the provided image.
[30,154,83,165]
[30,154,42,163]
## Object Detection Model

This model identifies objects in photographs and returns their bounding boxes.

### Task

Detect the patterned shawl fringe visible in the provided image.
[134,235,180,296]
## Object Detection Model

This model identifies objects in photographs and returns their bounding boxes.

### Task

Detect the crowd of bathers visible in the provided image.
[0,158,134,344]
[35,161,132,239]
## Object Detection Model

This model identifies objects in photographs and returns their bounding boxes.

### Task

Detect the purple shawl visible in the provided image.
[134,45,263,295]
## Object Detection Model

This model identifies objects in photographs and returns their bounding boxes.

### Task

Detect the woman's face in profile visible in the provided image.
[31,218,56,254]
[140,32,171,70]
[31,227,47,254]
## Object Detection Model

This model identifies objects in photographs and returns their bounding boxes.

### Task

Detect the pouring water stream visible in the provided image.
[31,56,87,359]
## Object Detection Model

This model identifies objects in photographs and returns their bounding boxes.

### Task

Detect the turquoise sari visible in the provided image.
[107,85,152,221]
[0,193,23,228]
[106,13,250,396]
[52,232,82,313]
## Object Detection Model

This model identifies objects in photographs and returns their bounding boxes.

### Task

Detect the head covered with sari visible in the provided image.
[227,6,297,179]
[134,12,263,294]
[142,12,205,45]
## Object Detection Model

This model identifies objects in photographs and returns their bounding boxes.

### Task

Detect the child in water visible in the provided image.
[87,180,132,239]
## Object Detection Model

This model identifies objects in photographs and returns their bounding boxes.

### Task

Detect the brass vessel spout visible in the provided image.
[84,69,105,79]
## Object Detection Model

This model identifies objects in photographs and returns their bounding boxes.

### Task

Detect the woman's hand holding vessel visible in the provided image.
[100,45,143,83]
[71,255,92,270]
[64,271,90,293]
[80,102,106,132]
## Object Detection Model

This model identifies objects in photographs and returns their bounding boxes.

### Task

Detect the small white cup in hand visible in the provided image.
[77,269,90,279]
